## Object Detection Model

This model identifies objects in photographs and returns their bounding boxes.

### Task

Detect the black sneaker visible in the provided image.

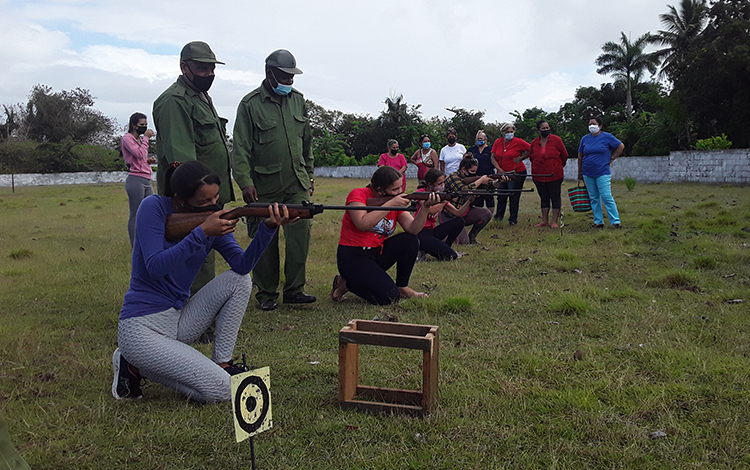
[283,292,317,304]
[221,355,250,376]
[112,348,143,400]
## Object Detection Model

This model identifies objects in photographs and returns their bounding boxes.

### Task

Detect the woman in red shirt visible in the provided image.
[526,120,568,228]
[332,167,440,305]
[377,139,408,192]
[491,122,530,225]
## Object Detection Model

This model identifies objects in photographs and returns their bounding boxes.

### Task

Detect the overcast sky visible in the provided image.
[1,0,669,135]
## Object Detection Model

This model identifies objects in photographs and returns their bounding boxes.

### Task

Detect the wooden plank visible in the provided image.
[422,333,439,413]
[339,330,431,350]
[355,385,423,406]
[349,320,435,337]
[338,342,358,402]
[340,400,425,417]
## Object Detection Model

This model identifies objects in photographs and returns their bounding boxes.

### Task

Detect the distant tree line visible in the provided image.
[308,0,749,165]
[1,0,746,174]
[0,85,122,174]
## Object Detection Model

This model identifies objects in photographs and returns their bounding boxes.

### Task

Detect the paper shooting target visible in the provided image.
[231,366,272,442]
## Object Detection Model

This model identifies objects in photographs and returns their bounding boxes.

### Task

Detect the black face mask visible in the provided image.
[188,203,222,213]
[447,137,456,145]
[136,126,147,135]
[189,74,215,93]
[390,149,399,155]
[540,130,551,137]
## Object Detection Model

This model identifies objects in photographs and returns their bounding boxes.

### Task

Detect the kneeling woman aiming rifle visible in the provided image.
[332,166,441,305]
[113,161,292,403]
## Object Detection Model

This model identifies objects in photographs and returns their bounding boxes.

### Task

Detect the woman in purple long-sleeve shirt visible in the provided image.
[112,161,291,403]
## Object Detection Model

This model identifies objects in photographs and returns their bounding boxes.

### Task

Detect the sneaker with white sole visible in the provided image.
[220,354,250,376]
[112,348,143,400]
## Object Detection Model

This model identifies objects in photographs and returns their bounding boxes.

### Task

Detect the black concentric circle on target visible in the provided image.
[234,375,270,434]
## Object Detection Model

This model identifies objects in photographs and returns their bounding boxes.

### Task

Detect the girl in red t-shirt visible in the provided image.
[416,169,470,260]
[332,166,440,305]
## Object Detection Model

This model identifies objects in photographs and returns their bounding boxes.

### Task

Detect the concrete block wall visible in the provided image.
[1,150,747,188]
[608,149,749,184]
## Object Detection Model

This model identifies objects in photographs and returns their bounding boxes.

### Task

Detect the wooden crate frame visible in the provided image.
[338,320,439,416]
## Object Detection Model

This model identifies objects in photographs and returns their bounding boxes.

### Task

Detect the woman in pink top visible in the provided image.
[121,112,156,247]
[377,139,408,192]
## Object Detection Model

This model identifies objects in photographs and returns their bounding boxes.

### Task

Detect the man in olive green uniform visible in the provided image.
[153,41,234,295]
[232,49,315,311]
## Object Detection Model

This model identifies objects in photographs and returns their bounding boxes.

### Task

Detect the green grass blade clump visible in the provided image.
[549,294,589,315]
[2,180,750,469]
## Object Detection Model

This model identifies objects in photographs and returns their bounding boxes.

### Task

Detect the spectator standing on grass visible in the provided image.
[330,166,441,305]
[577,116,624,228]
[439,127,466,175]
[467,130,496,211]
[410,134,437,186]
[122,112,155,247]
[378,139,408,192]
[232,49,315,312]
[152,41,233,298]
[112,161,291,403]
[525,120,568,228]
[492,122,530,225]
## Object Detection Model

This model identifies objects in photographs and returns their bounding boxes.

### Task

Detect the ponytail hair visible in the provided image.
[458,152,478,171]
[368,166,402,192]
[164,161,221,200]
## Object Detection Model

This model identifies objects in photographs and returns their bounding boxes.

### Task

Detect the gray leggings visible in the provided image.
[118,270,252,403]
[125,175,154,247]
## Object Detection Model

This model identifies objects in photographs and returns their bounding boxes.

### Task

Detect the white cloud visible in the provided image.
[1,0,669,133]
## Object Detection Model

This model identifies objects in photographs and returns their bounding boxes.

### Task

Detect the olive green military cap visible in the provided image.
[265,49,302,74]
[180,41,225,64]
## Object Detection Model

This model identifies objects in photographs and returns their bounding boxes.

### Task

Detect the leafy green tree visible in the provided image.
[25,85,117,145]
[445,107,485,145]
[1,104,29,141]
[312,128,349,166]
[378,93,423,150]
[668,0,750,147]
[595,32,662,118]
[510,107,550,143]
[655,0,709,79]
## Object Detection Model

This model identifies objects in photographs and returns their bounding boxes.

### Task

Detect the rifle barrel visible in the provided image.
[165,203,417,242]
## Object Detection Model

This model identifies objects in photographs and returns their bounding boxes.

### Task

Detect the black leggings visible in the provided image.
[337,233,419,305]
[495,170,527,223]
[417,217,464,260]
[533,179,563,209]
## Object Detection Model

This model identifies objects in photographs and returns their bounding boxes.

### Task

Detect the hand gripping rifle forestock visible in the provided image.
[164,202,417,242]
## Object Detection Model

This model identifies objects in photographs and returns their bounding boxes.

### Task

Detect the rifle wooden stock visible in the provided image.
[164,203,415,242]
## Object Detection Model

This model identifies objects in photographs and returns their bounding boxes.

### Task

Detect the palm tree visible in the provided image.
[595,32,662,118]
[655,0,708,80]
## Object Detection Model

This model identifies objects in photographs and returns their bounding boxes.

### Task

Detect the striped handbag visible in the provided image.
[567,182,591,212]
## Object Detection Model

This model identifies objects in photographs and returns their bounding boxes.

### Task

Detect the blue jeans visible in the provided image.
[583,174,620,225]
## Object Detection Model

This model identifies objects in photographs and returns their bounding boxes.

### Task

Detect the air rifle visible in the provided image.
[164,202,417,242]
[364,189,534,207]
[493,171,554,179]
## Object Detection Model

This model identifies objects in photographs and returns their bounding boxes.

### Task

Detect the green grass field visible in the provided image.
[1,178,749,469]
